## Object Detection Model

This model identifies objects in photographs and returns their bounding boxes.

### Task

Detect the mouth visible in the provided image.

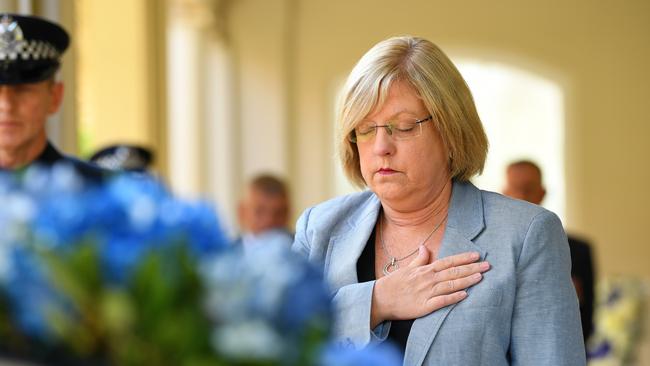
[377,167,397,175]
[0,121,20,128]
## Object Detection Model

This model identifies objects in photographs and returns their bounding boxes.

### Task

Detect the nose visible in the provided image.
[372,126,396,156]
[0,86,15,113]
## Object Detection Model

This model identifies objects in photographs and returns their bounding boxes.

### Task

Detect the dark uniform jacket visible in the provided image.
[1,141,108,183]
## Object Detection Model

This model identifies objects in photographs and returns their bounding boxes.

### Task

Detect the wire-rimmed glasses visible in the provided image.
[349,115,433,143]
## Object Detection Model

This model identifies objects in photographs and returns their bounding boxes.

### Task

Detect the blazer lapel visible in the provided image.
[404,181,487,366]
[325,194,381,291]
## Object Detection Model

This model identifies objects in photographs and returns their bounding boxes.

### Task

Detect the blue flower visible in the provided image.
[587,340,612,359]
[0,167,231,344]
[202,242,332,363]
[319,341,402,366]
[4,247,77,340]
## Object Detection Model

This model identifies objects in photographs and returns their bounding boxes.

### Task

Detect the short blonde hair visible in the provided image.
[337,36,488,187]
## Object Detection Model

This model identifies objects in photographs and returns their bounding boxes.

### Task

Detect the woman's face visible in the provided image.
[357,80,450,206]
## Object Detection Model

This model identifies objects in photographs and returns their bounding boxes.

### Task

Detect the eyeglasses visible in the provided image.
[349,115,433,143]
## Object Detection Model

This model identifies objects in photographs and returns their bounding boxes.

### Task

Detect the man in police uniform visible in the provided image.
[0,13,104,180]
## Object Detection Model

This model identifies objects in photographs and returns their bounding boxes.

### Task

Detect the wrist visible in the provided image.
[370,277,390,328]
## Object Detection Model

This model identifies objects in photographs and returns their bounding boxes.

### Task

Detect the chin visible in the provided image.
[0,137,21,150]
[372,184,409,202]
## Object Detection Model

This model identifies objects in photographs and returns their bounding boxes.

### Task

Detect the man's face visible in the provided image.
[503,164,546,205]
[0,80,63,153]
[239,188,289,234]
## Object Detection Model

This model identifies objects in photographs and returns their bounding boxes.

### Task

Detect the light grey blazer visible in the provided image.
[293,181,586,365]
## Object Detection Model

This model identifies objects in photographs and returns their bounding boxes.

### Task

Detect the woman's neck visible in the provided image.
[381,178,452,227]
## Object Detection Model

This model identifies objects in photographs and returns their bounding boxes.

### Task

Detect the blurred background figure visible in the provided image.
[89,144,154,173]
[503,159,595,342]
[235,173,293,250]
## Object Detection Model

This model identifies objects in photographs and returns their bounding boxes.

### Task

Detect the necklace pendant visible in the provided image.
[383,257,399,276]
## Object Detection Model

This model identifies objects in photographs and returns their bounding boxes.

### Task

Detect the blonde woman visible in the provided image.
[293,36,585,365]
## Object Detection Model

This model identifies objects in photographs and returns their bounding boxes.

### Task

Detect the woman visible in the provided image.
[292,36,585,365]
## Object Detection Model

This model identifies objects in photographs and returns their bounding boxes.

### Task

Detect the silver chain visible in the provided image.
[379,211,448,275]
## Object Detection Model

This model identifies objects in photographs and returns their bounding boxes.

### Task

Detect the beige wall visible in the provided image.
[76,0,166,174]
[230,0,293,180]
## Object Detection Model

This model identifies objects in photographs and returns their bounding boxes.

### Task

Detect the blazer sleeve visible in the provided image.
[509,211,586,365]
[292,207,390,349]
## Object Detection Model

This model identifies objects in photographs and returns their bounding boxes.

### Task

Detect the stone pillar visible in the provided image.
[166,0,239,235]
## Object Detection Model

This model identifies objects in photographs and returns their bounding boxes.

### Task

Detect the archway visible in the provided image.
[455,59,565,220]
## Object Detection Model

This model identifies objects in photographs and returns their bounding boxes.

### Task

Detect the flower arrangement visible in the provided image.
[0,164,400,366]
[587,276,647,366]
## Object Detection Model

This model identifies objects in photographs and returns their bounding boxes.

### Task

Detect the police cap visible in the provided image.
[89,144,154,172]
[0,13,69,85]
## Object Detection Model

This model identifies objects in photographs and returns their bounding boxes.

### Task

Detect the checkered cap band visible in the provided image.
[0,39,60,61]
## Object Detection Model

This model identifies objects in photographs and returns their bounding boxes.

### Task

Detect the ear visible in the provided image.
[533,186,546,205]
[47,81,64,114]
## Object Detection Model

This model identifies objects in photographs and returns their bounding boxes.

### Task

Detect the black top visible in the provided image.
[0,141,108,183]
[356,227,414,356]
[568,235,595,341]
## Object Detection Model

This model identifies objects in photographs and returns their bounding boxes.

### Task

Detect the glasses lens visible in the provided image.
[354,122,377,142]
[392,118,421,140]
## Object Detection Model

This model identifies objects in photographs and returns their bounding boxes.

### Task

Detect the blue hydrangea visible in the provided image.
[0,164,229,340]
[202,241,332,363]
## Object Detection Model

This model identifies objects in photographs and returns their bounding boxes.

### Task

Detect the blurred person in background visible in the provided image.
[235,173,293,250]
[90,144,154,173]
[0,14,104,180]
[503,159,595,342]
[293,36,585,365]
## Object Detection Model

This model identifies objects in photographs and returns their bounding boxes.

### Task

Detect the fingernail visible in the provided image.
[480,261,490,270]
[472,273,482,280]
[472,252,480,260]
[459,291,468,299]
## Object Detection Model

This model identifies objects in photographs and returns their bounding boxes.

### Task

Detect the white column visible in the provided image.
[16,0,30,13]
[204,39,239,235]
[166,0,240,234]
[167,20,204,198]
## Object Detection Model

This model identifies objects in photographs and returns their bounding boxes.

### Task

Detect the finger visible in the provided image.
[407,245,430,268]
[433,261,490,282]
[432,272,483,296]
[430,251,480,272]
[424,290,468,312]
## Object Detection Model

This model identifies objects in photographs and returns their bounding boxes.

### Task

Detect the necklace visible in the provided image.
[379,212,448,276]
